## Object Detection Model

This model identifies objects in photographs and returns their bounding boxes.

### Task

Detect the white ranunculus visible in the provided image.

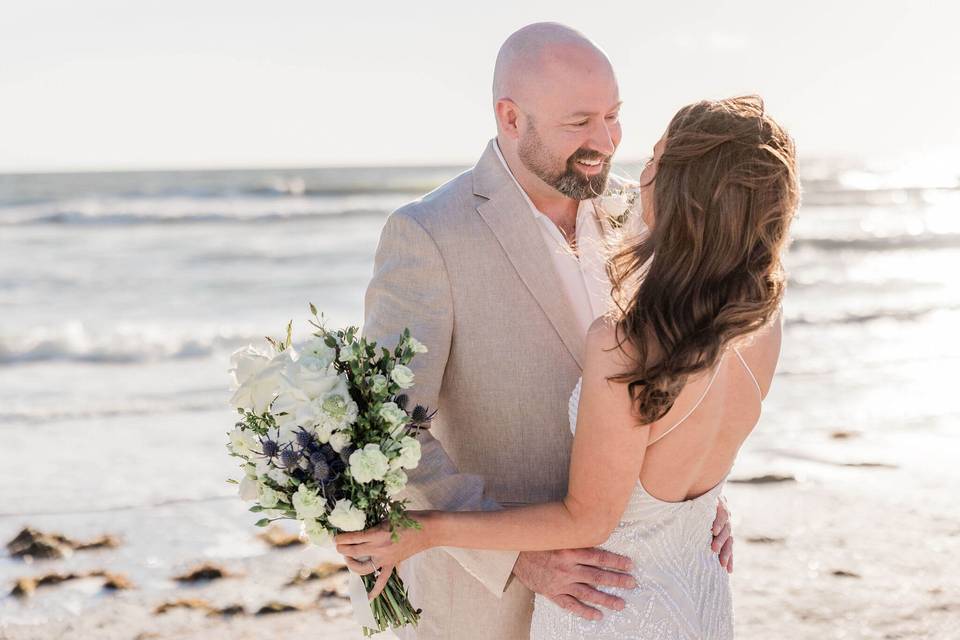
[258,483,280,509]
[389,364,415,389]
[405,336,428,354]
[238,473,259,500]
[314,415,337,444]
[322,394,348,419]
[370,374,388,395]
[291,483,326,520]
[301,518,333,546]
[383,469,408,497]
[299,337,336,369]
[395,436,421,470]
[378,402,407,427]
[328,430,352,453]
[328,498,367,532]
[321,377,358,426]
[598,194,630,217]
[349,443,390,484]
[228,426,258,457]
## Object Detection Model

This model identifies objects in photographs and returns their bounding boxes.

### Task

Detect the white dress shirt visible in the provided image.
[494,142,611,336]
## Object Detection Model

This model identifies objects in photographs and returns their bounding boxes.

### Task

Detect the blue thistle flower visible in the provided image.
[312,457,331,482]
[295,428,313,448]
[411,405,436,427]
[319,443,339,462]
[394,394,409,410]
[259,437,279,458]
[279,448,299,469]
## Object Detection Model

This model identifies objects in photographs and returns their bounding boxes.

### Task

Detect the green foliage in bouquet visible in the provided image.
[225,303,434,634]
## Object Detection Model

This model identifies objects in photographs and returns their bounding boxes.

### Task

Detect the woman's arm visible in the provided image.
[335,319,652,591]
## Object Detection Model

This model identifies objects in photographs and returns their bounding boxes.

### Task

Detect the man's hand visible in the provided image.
[511,549,637,621]
[711,496,734,573]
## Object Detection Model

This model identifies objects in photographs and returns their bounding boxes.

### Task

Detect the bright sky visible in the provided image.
[1,0,958,172]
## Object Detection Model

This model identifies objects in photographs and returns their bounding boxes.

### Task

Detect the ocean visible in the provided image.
[1,156,958,627]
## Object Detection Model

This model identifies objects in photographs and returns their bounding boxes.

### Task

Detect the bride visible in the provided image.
[336,94,799,639]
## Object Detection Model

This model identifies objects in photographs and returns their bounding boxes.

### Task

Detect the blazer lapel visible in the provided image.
[472,140,585,369]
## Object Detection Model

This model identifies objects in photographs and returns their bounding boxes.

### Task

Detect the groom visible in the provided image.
[354,23,732,639]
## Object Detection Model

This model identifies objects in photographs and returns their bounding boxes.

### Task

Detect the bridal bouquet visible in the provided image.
[225,303,431,635]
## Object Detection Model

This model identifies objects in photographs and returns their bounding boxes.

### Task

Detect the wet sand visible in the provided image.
[2,428,958,640]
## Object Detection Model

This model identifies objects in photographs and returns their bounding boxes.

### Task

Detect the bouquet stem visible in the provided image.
[361,568,420,636]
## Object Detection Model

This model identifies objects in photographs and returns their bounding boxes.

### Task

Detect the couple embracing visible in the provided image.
[336,22,798,640]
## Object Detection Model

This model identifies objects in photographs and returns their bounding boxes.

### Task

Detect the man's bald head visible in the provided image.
[491,23,622,202]
[492,22,614,107]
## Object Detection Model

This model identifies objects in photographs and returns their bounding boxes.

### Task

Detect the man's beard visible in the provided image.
[517,122,612,200]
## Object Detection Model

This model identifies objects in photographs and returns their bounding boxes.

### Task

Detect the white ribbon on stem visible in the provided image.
[347,556,379,630]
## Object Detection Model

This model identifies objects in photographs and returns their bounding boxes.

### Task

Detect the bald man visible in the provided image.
[354,22,732,639]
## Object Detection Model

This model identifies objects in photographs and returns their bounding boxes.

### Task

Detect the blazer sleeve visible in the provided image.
[361,209,520,597]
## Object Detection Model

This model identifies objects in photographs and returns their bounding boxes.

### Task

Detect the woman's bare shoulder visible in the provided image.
[585,315,641,377]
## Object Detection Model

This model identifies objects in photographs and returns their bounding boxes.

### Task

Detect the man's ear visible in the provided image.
[494,99,521,140]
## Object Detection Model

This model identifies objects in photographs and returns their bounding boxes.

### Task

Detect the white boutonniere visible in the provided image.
[595,183,641,229]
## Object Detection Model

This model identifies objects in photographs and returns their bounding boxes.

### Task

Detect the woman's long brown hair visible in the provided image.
[607,95,800,424]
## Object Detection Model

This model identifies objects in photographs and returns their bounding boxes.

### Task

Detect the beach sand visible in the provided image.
[3,427,957,640]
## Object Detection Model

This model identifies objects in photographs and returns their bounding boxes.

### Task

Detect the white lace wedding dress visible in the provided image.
[529,349,760,639]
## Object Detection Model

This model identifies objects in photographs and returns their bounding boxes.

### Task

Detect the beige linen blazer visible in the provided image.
[362,138,625,639]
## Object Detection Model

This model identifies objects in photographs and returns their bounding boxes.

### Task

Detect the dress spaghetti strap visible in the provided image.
[647,354,725,447]
[732,346,763,399]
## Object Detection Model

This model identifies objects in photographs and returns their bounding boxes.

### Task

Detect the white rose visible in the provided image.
[598,194,630,217]
[298,337,336,369]
[348,443,390,484]
[291,484,326,520]
[229,357,287,414]
[389,364,415,389]
[327,498,367,532]
[405,336,428,354]
[329,431,352,453]
[383,469,408,497]
[395,436,421,470]
[300,518,333,546]
[271,388,325,436]
[378,402,408,428]
[258,483,281,509]
[228,344,273,389]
